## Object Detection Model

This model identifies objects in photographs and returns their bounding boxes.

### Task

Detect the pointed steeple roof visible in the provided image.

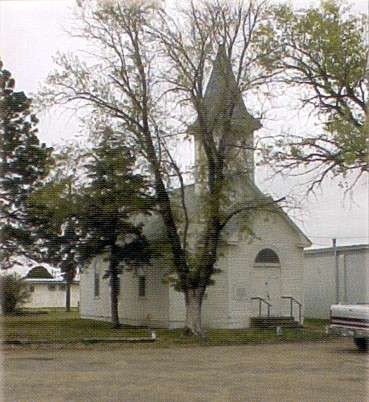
[191,45,261,134]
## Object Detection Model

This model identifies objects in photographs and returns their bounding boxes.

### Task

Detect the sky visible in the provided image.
[0,0,368,249]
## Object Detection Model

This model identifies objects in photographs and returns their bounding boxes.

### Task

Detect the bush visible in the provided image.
[0,275,30,314]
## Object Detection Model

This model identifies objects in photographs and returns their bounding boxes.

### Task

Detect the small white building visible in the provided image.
[304,244,369,319]
[79,47,311,329]
[23,266,79,309]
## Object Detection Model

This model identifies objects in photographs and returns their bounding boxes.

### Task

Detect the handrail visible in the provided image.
[282,296,302,324]
[251,297,272,317]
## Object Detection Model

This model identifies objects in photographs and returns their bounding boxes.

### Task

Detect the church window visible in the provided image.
[138,276,146,297]
[94,260,100,298]
[255,248,280,264]
[94,272,100,297]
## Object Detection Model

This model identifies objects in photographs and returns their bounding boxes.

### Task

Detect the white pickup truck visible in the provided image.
[329,304,369,351]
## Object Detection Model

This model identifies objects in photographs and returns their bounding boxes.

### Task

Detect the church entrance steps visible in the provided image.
[250,316,302,329]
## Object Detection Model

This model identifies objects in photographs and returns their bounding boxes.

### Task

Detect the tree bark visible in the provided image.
[65,281,71,312]
[183,288,205,337]
[110,268,121,329]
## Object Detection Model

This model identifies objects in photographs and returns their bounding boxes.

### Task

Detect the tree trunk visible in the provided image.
[183,288,205,337]
[65,281,71,312]
[110,266,121,329]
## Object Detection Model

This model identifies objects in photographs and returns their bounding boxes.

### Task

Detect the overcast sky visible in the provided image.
[1,0,368,249]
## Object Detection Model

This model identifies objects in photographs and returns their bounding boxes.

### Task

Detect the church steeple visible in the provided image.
[191,45,261,183]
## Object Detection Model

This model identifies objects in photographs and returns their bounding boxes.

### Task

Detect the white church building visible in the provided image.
[80,48,311,329]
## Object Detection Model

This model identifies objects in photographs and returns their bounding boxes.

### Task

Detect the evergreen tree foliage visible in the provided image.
[78,128,153,327]
[0,61,52,268]
[0,274,31,314]
[27,148,83,311]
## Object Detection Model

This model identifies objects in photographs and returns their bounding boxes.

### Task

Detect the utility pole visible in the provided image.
[332,238,339,303]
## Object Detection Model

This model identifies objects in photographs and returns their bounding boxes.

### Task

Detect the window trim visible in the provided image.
[253,262,281,269]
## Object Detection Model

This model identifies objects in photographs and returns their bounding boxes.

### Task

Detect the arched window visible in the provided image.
[255,248,280,264]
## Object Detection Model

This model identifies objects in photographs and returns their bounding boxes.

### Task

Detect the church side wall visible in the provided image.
[80,255,169,327]
[168,287,186,329]
[119,262,169,328]
[80,255,111,321]
[167,253,229,329]
[202,253,230,328]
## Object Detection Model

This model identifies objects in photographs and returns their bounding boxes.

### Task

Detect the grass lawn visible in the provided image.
[1,309,332,347]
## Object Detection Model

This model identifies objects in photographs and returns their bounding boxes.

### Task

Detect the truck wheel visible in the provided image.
[354,338,369,351]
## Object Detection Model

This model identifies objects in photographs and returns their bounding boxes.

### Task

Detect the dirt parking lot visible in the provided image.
[2,339,368,402]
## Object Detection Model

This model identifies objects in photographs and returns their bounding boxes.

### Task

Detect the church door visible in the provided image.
[251,248,282,317]
[251,267,281,316]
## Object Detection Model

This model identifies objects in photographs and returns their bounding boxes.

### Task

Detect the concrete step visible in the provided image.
[250,316,302,329]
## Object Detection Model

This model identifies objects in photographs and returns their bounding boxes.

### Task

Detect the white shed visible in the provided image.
[304,244,369,319]
[23,266,79,309]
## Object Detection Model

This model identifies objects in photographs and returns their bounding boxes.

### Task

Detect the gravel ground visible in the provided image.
[2,338,368,402]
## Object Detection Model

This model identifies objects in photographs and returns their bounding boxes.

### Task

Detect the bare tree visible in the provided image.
[40,0,283,336]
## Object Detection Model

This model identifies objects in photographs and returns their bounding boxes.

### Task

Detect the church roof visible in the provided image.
[191,45,261,134]
[246,179,312,248]
[166,179,311,248]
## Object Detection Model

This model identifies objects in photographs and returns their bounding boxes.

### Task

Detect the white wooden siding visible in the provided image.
[227,211,305,327]
[24,282,79,308]
[80,255,169,327]
[80,211,306,328]
[304,247,369,319]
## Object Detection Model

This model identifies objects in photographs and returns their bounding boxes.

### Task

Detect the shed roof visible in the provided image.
[25,266,53,279]
[304,244,369,256]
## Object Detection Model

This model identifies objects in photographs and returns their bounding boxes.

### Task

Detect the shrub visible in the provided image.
[0,275,30,314]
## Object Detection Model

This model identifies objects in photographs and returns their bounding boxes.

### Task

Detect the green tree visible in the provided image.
[256,0,368,188]
[78,128,153,328]
[0,61,52,269]
[40,0,283,336]
[0,274,30,314]
[28,146,83,311]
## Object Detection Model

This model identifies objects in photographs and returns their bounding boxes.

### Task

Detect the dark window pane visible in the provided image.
[255,248,280,264]
[138,276,146,297]
[94,272,100,297]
